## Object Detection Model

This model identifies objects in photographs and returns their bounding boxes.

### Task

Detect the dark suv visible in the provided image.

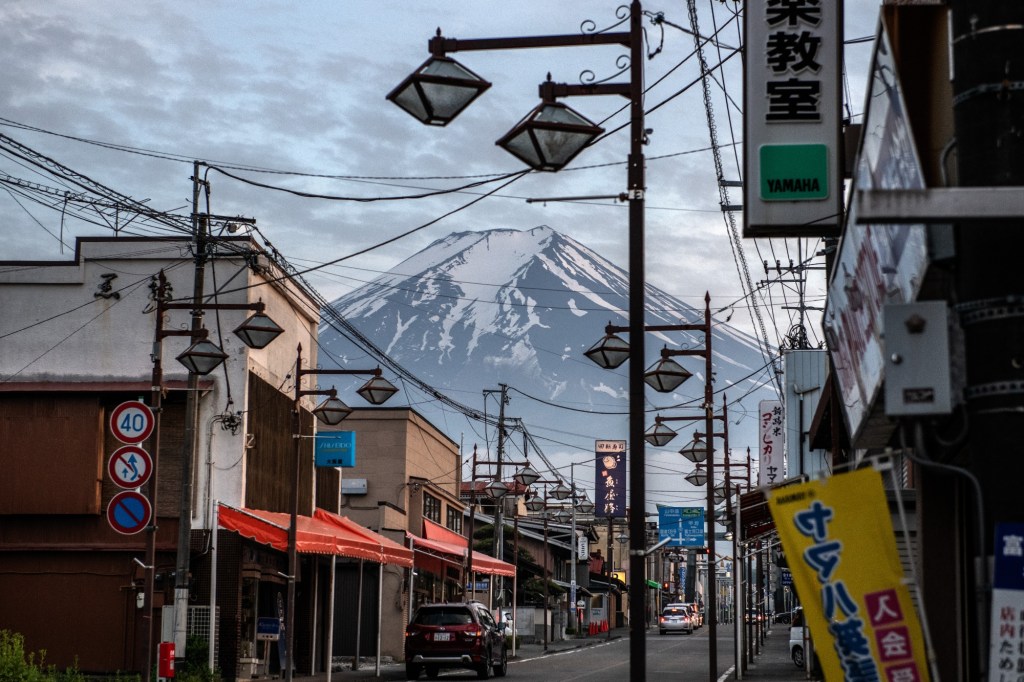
[404,601,508,679]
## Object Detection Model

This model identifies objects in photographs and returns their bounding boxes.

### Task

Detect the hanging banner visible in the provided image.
[768,467,930,681]
[758,400,784,486]
[595,440,626,518]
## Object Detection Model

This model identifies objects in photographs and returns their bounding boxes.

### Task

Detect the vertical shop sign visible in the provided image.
[758,400,784,486]
[744,0,842,237]
[769,468,931,681]
[595,440,626,518]
[989,522,1024,679]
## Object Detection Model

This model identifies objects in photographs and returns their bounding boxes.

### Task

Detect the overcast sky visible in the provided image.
[2,1,880,349]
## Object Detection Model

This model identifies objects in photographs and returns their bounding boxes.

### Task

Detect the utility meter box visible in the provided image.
[341,478,368,495]
[884,301,953,416]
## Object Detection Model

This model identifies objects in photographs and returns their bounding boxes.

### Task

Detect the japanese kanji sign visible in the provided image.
[595,440,626,518]
[768,468,930,681]
[989,522,1024,680]
[743,0,842,237]
[758,400,784,486]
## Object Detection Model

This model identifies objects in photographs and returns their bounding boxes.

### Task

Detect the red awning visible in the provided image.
[218,504,407,565]
[408,519,516,578]
[313,508,413,568]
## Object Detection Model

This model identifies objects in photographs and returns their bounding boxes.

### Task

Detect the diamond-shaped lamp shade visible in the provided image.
[584,333,630,369]
[356,375,399,405]
[232,311,284,350]
[525,497,546,512]
[553,509,572,523]
[576,497,595,515]
[484,480,508,498]
[386,56,491,126]
[548,482,572,501]
[514,466,541,487]
[176,339,228,375]
[644,421,678,447]
[685,467,707,487]
[714,482,729,505]
[679,437,710,463]
[313,396,352,425]
[496,101,604,172]
[643,357,693,393]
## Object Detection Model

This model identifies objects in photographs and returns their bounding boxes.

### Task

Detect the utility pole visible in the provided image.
[494,383,508,609]
[949,2,1024,676]
[173,162,208,660]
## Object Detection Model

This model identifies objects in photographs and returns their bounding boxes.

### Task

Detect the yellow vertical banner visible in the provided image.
[768,467,930,681]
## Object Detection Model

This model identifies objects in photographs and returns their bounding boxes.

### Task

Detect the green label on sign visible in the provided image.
[760,144,829,201]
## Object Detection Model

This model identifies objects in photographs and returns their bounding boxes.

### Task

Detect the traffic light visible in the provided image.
[662,581,670,591]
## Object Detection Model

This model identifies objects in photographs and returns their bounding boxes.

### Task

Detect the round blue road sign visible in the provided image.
[107,490,152,535]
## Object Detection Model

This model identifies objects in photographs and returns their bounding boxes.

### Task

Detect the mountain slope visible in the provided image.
[319,226,777,487]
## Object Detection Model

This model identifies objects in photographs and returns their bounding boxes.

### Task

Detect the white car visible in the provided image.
[789,607,808,668]
[659,604,694,635]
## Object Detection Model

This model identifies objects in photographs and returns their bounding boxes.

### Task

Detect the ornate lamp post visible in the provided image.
[390,4,648,675]
[285,344,398,682]
[586,292,717,681]
[144,270,284,682]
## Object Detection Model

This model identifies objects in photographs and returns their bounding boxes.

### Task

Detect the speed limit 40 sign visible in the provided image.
[109,400,155,444]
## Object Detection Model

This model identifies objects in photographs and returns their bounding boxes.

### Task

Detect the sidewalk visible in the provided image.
[735,623,821,682]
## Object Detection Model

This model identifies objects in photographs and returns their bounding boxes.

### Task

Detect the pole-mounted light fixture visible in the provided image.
[312,394,352,426]
[175,338,229,376]
[356,374,400,405]
[385,55,492,126]
[679,435,710,463]
[495,91,604,172]
[584,331,631,370]
[644,421,678,447]
[232,309,285,350]
[643,355,693,393]
[514,466,541,488]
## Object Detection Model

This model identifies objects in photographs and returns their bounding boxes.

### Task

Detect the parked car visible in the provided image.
[659,604,694,635]
[789,607,807,668]
[405,601,508,679]
[682,602,703,627]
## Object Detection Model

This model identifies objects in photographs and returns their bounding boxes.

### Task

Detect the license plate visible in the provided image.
[433,632,451,642]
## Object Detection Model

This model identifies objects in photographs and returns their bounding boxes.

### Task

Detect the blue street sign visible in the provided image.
[256,616,281,641]
[658,506,705,547]
[315,431,356,467]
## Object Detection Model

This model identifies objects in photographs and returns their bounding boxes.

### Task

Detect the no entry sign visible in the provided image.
[107,490,152,535]
[109,400,154,444]
[108,445,153,489]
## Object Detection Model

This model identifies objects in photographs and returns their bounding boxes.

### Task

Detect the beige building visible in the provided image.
[322,407,469,661]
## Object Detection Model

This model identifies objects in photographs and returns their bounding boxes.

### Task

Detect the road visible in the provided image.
[392,626,737,681]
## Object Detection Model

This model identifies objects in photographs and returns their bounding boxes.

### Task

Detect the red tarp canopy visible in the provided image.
[408,519,516,578]
[313,508,413,567]
[218,504,411,566]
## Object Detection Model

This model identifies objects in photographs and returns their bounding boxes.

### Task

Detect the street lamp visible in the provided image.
[145,270,284,682]
[286,344,398,682]
[584,293,718,681]
[391,5,648,675]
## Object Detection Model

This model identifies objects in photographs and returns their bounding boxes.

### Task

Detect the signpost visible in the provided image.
[108,445,153,489]
[107,490,153,535]
[109,400,155,445]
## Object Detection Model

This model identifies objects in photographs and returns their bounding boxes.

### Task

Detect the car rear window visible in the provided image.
[414,608,474,626]
[663,607,686,616]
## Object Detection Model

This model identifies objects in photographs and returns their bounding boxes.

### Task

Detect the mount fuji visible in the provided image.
[318,226,778,504]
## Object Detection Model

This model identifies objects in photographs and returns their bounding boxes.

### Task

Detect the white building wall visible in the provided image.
[0,236,319,529]
[783,350,829,478]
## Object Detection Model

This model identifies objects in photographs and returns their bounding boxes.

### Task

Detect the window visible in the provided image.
[446,507,463,534]
[423,492,441,523]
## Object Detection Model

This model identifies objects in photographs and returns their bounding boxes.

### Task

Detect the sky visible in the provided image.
[1,2,881,497]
